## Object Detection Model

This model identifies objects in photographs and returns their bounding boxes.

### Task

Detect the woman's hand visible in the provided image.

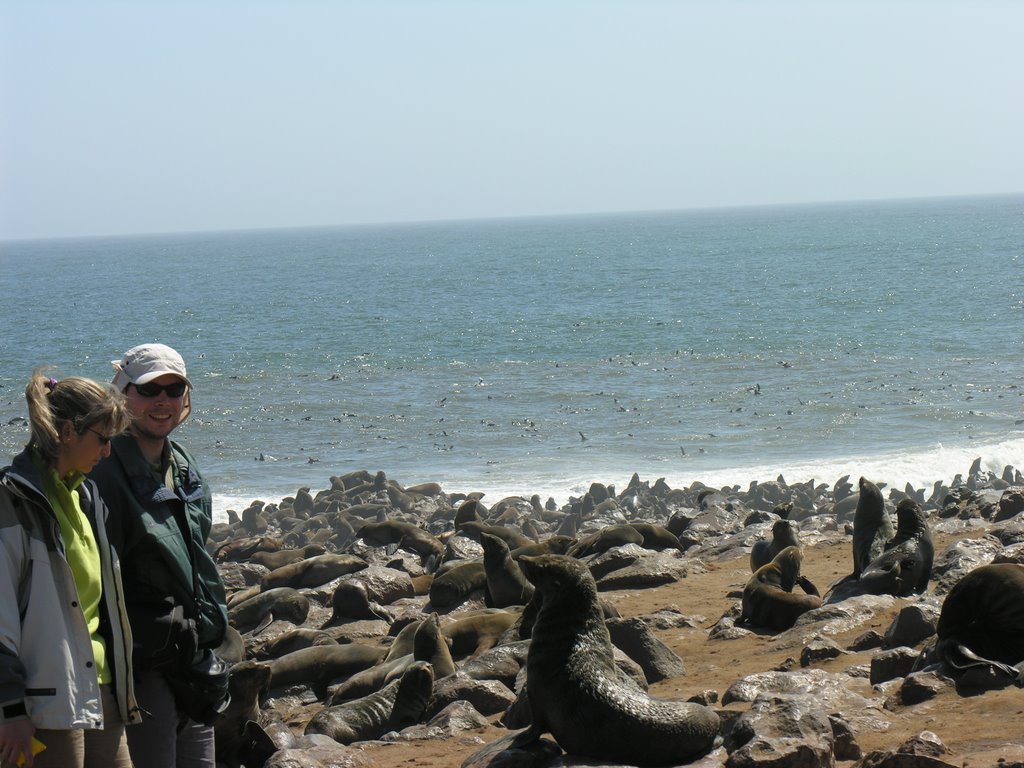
[0,718,36,767]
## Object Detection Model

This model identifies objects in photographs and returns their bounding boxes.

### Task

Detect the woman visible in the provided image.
[0,372,139,768]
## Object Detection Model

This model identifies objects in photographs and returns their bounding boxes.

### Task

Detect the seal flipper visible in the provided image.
[796,575,820,597]
[251,611,275,636]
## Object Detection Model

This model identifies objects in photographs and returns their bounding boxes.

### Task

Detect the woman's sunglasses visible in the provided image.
[85,427,113,446]
[134,381,188,398]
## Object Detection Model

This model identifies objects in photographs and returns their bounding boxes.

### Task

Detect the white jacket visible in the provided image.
[0,450,139,730]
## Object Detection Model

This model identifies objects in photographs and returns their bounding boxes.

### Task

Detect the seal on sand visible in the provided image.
[858,498,934,596]
[852,477,894,578]
[511,554,719,765]
[740,546,822,631]
[934,563,1024,669]
[750,519,800,572]
[304,660,434,744]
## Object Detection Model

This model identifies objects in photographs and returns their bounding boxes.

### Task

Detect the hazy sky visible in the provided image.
[2,1,1022,240]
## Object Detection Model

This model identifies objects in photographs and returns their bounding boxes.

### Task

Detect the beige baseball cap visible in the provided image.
[112,343,193,424]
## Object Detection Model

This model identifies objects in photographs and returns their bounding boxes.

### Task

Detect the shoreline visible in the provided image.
[210,450,1024,523]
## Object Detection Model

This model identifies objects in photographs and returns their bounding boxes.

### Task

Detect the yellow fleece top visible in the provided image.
[36,455,111,685]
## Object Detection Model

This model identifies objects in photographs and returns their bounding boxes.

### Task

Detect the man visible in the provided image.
[91,343,228,768]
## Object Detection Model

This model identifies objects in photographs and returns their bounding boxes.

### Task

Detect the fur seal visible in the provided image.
[249,543,326,570]
[428,559,487,609]
[442,610,521,659]
[740,546,822,631]
[935,563,1024,667]
[263,643,387,692]
[456,520,533,550]
[566,524,645,558]
[859,498,934,596]
[852,477,894,578]
[229,587,310,633]
[260,553,368,591]
[357,520,444,565]
[215,660,272,768]
[254,628,338,660]
[480,532,535,608]
[513,554,719,765]
[627,521,685,552]
[413,612,457,678]
[750,519,800,572]
[324,579,392,626]
[304,660,434,744]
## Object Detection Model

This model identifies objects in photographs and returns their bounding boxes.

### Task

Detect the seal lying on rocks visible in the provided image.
[511,554,720,766]
[304,660,434,744]
[741,546,822,631]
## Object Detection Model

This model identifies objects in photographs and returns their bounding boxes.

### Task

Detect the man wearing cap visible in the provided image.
[91,343,228,768]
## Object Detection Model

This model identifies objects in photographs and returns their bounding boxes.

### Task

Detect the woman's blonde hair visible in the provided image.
[25,369,132,464]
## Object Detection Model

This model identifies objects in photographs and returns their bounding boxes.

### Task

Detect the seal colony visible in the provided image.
[208,462,1024,767]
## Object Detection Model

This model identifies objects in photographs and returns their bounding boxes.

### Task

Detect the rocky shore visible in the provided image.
[208,460,1024,768]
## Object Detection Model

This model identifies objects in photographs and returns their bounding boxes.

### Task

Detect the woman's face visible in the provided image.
[124,374,187,442]
[57,420,114,478]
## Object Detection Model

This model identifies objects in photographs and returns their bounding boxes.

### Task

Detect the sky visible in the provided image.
[1,0,1022,240]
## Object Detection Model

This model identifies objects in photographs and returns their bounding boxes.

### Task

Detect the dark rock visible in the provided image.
[723,692,834,767]
[799,636,847,667]
[870,647,920,685]
[898,671,948,705]
[883,604,939,649]
[426,674,516,718]
[461,730,563,768]
[606,616,687,683]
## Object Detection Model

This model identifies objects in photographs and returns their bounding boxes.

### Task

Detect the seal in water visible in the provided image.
[858,498,934,596]
[740,546,822,631]
[304,660,434,744]
[511,554,719,765]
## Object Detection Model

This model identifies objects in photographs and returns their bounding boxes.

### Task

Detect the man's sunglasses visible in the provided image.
[134,381,188,398]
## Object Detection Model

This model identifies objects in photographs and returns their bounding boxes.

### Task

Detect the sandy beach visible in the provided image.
[211,463,1024,767]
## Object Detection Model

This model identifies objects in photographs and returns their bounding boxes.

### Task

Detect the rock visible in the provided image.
[897,671,948,705]
[870,647,920,685]
[461,730,563,768]
[799,635,848,667]
[426,674,516,718]
[606,616,687,683]
[385,700,491,742]
[882,604,939,649]
[723,692,834,768]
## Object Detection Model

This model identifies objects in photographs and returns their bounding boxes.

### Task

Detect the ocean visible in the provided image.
[2,194,1023,523]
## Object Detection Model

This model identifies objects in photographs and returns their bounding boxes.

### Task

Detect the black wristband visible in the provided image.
[3,701,27,719]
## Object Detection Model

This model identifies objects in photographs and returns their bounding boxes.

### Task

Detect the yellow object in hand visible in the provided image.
[15,737,46,766]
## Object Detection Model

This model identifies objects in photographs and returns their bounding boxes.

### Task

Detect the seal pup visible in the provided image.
[480,532,535,608]
[858,498,934,596]
[750,519,800,572]
[512,554,719,765]
[304,660,434,745]
[852,477,894,578]
[740,546,822,631]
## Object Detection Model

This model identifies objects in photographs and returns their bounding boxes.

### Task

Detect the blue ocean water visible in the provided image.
[2,194,1023,522]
